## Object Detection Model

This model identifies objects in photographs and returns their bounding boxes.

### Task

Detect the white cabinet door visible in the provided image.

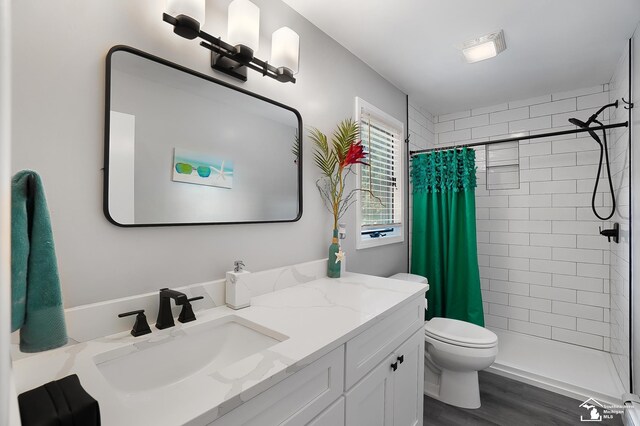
[307,397,345,426]
[391,329,424,426]
[345,354,395,426]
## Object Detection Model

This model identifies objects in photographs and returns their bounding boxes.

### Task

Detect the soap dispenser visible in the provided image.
[226,260,251,309]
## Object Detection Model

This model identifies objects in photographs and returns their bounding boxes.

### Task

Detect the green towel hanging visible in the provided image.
[11,170,68,352]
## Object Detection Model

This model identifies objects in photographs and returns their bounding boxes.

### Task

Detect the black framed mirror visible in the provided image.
[104,45,302,227]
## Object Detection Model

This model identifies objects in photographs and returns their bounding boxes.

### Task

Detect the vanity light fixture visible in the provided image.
[462,30,506,63]
[163,0,299,83]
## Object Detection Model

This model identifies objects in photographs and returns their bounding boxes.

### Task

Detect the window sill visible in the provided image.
[356,231,404,250]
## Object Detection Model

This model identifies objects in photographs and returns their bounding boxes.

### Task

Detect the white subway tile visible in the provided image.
[477,231,490,243]
[530,98,576,117]
[577,291,609,308]
[577,92,610,110]
[491,304,529,321]
[490,208,529,220]
[530,284,576,303]
[552,301,603,321]
[577,263,609,279]
[490,232,529,245]
[577,150,602,165]
[479,266,509,281]
[530,208,576,221]
[577,179,597,193]
[530,259,576,275]
[509,221,551,234]
[509,319,551,338]
[482,290,509,305]
[530,180,577,194]
[519,142,551,157]
[477,219,509,232]
[434,120,454,133]
[509,95,552,109]
[552,193,596,207]
[438,129,471,144]
[509,194,552,207]
[552,85,603,101]
[472,123,509,139]
[577,318,610,337]
[439,110,471,122]
[553,274,603,292]
[552,137,595,154]
[552,221,598,235]
[485,314,508,329]
[455,114,489,130]
[490,280,529,296]
[510,270,552,286]
[530,233,576,248]
[477,243,509,256]
[509,294,552,312]
[553,248,603,264]
[490,107,529,124]
[476,196,509,208]
[552,109,597,128]
[552,328,603,349]
[490,256,530,271]
[530,311,576,330]
[552,165,598,180]
[509,245,552,260]
[576,235,611,250]
[520,169,552,182]
[529,153,576,169]
[509,116,552,133]
[473,103,509,116]
[488,184,530,196]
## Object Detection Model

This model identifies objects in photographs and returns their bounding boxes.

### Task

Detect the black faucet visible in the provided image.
[156,288,188,329]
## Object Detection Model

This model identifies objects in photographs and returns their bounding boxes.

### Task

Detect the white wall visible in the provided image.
[10,0,408,308]
[431,85,619,352]
[608,42,632,392]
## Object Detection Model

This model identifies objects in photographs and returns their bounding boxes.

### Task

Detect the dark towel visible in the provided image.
[11,170,67,352]
[18,374,101,426]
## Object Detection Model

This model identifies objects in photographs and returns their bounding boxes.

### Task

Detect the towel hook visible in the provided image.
[622,97,633,110]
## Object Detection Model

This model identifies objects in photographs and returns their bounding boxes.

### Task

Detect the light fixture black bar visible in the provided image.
[409,121,629,156]
[163,13,295,84]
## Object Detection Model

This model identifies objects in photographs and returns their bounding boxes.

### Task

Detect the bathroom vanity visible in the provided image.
[12,273,427,426]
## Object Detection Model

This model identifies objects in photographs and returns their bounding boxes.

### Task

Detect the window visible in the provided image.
[355,97,404,249]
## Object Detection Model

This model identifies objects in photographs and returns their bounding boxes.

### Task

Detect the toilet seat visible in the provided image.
[425,317,497,349]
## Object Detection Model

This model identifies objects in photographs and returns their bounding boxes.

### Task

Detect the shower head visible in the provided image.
[568,117,601,143]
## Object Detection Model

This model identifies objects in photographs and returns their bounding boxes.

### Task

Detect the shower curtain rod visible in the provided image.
[409,121,629,156]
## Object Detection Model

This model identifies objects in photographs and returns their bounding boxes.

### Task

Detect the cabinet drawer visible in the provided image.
[345,295,424,389]
[307,396,344,426]
[208,346,344,426]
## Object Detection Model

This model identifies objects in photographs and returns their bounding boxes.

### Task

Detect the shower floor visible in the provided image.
[487,328,626,406]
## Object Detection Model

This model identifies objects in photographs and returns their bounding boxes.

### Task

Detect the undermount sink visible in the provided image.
[93,315,288,393]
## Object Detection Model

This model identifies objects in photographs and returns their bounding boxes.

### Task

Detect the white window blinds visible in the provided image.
[359,109,403,228]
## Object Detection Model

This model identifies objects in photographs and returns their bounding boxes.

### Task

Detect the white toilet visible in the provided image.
[389,273,499,409]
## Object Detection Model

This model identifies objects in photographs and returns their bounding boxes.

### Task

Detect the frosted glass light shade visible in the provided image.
[227,0,260,52]
[271,27,299,74]
[462,42,497,63]
[166,0,205,26]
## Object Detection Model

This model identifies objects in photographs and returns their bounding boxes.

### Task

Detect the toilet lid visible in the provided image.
[424,317,498,348]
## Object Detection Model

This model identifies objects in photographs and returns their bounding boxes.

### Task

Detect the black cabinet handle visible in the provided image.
[397,355,404,364]
[118,309,152,337]
[391,361,398,371]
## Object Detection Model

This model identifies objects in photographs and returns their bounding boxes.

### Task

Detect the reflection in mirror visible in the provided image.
[105,46,302,226]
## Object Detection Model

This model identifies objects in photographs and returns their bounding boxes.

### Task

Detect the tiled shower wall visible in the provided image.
[608,46,631,392]
[430,85,618,352]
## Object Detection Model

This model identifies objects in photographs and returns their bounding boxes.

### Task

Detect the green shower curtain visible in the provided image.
[410,147,484,326]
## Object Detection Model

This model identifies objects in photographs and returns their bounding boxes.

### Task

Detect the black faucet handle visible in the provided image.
[178,296,204,324]
[118,310,152,337]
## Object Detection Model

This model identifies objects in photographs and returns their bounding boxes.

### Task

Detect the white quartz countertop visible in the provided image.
[12,273,427,426]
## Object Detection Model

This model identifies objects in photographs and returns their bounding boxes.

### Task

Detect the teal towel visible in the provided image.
[11,170,67,352]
